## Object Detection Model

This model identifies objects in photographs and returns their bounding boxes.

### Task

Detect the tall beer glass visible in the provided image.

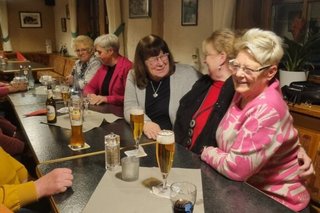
[155,130,175,194]
[68,97,85,149]
[61,83,70,108]
[130,108,144,152]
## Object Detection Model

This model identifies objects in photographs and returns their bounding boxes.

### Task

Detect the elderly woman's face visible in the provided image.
[204,44,223,80]
[145,51,170,81]
[75,43,92,63]
[231,51,271,102]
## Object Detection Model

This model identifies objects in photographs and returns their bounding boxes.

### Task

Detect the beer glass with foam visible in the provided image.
[130,108,144,152]
[155,130,175,194]
[61,82,70,108]
[68,97,85,149]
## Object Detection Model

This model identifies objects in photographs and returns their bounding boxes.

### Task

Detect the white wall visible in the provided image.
[53,0,73,55]
[164,0,212,72]
[6,0,55,52]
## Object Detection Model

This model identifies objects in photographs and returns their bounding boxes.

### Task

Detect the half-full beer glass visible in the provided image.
[155,130,175,194]
[130,108,144,152]
[68,97,85,149]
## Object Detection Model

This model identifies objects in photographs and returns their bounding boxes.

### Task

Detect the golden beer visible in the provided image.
[130,109,144,142]
[68,98,85,149]
[61,90,70,103]
[69,125,85,148]
[156,130,175,176]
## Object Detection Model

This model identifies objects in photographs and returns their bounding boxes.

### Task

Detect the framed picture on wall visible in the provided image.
[181,0,198,26]
[61,18,67,32]
[19,12,42,28]
[129,0,151,18]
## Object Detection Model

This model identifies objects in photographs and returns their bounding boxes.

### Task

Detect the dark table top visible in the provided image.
[8,90,151,163]
[36,143,293,213]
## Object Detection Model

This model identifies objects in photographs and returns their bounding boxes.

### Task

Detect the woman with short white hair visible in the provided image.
[84,34,132,105]
[201,28,310,212]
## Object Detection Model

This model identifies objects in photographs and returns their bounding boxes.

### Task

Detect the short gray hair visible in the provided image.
[94,34,120,53]
[235,28,284,65]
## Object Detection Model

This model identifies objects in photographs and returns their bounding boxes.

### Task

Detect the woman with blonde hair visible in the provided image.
[201,28,310,212]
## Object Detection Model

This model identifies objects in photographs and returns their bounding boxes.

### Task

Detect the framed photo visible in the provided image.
[181,0,198,26]
[19,12,42,28]
[61,18,67,32]
[129,0,150,18]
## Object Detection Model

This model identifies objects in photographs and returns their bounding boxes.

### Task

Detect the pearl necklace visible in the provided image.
[150,81,162,98]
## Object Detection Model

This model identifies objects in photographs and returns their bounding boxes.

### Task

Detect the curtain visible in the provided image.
[106,0,125,55]
[0,0,12,51]
[68,0,77,41]
[212,0,236,30]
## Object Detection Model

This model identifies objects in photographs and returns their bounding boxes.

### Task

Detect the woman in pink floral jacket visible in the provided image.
[201,28,310,212]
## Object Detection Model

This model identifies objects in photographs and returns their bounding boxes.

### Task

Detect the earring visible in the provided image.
[218,65,221,71]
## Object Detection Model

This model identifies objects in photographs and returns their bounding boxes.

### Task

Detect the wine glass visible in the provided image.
[129,107,144,153]
[154,130,175,195]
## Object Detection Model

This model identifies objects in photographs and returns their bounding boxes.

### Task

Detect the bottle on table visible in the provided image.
[27,65,35,89]
[71,68,82,98]
[46,85,57,123]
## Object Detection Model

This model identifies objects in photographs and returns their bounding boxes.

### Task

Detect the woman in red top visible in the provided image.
[83,34,132,106]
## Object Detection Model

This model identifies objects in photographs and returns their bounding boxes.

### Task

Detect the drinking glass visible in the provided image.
[68,97,85,149]
[61,82,70,108]
[170,182,197,213]
[154,130,175,195]
[129,107,144,152]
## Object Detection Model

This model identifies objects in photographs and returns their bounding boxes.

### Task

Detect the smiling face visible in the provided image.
[231,51,277,104]
[75,43,92,63]
[145,51,170,81]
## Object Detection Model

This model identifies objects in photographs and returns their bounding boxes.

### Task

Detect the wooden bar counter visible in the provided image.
[289,103,320,211]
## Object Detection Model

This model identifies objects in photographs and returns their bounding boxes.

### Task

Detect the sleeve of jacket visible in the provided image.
[83,67,103,95]
[80,58,101,89]
[0,87,9,97]
[107,59,132,105]
[0,148,37,211]
[124,70,139,122]
[1,182,38,211]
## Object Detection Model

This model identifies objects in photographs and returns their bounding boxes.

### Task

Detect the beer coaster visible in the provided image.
[124,146,147,158]
[68,143,90,151]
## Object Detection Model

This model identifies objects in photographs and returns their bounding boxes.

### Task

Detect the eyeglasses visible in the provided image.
[146,53,169,66]
[228,59,271,75]
[76,48,89,53]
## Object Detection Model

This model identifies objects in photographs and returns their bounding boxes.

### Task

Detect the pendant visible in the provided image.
[153,93,158,98]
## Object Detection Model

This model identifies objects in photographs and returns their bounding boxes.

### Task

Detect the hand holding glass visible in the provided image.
[155,130,175,194]
[130,108,144,152]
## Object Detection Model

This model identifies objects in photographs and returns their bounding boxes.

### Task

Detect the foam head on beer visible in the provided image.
[130,108,144,115]
[157,130,175,144]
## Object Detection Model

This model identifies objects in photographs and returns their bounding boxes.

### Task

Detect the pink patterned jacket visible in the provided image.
[201,80,310,211]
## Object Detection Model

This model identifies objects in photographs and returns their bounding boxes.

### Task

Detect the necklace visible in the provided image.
[150,81,162,98]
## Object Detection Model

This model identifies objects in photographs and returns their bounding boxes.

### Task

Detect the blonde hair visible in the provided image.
[73,35,94,53]
[235,28,284,65]
[202,29,236,59]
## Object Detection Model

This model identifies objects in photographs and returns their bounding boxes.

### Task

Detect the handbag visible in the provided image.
[281,81,320,105]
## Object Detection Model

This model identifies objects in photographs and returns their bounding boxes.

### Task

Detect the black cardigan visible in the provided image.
[174,75,235,154]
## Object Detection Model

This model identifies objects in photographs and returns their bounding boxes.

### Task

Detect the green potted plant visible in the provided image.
[279,31,320,87]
